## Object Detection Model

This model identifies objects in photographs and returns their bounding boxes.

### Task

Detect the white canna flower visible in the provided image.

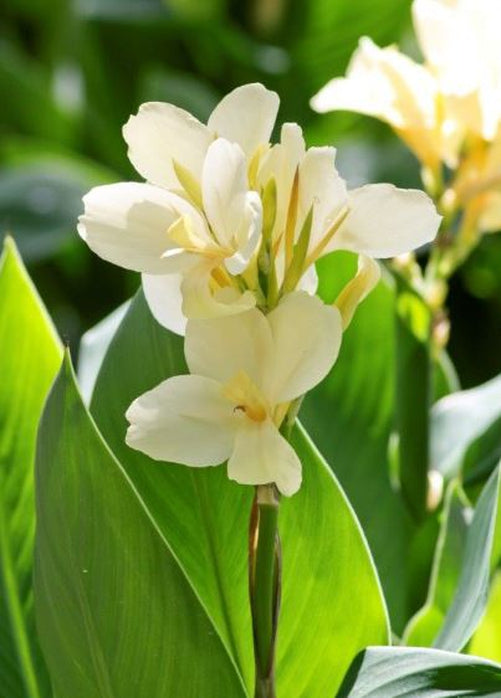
[310,37,462,170]
[413,0,501,140]
[311,0,501,169]
[125,292,342,496]
[78,84,279,334]
[256,122,441,315]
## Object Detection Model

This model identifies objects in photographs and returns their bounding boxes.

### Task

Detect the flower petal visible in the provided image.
[126,375,235,465]
[297,146,348,252]
[228,420,302,496]
[185,305,273,387]
[257,123,306,241]
[142,273,187,336]
[335,255,381,329]
[202,138,262,267]
[78,182,199,273]
[208,83,279,156]
[265,292,343,404]
[311,37,437,130]
[332,183,441,258]
[181,263,256,321]
[123,102,213,189]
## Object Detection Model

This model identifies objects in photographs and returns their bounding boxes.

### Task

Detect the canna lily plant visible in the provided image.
[312,0,501,522]
[3,65,501,697]
[76,83,440,695]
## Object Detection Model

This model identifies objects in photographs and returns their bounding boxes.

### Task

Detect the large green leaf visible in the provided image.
[431,374,501,483]
[302,253,413,629]
[469,571,501,663]
[35,354,248,698]
[302,253,457,631]
[0,237,61,698]
[338,647,501,697]
[403,482,470,646]
[89,288,389,696]
[431,464,501,651]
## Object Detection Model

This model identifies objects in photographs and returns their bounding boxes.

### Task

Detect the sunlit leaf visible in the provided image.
[0,237,61,698]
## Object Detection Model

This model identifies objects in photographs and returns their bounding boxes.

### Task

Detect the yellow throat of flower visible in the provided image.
[221,370,269,423]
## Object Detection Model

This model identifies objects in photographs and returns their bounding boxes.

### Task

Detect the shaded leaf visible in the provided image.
[338,646,501,697]
[431,374,501,482]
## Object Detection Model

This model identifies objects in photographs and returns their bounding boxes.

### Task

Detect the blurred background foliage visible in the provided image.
[1,0,500,386]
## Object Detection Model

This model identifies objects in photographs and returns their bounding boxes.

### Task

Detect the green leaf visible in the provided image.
[0,237,61,698]
[302,253,413,629]
[394,279,432,523]
[469,571,501,663]
[0,159,113,263]
[35,353,248,698]
[431,374,501,483]
[338,647,501,697]
[403,482,470,647]
[89,288,389,696]
[302,253,458,631]
[77,301,130,405]
[432,464,501,651]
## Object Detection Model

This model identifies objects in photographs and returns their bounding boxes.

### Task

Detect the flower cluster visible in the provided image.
[311,0,501,236]
[79,83,440,495]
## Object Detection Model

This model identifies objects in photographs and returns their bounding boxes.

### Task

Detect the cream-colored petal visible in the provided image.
[125,374,236,465]
[142,273,187,336]
[311,37,436,127]
[181,263,256,321]
[413,0,501,138]
[297,263,318,295]
[78,182,198,273]
[202,139,262,266]
[479,193,501,232]
[297,146,348,252]
[208,83,279,156]
[257,122,306,241]
[227,420,302,496]
[185,305,273,387]
[123,101,213,189]
[413,0,479,95]
[332,183,441,258]
[335,255,381,329]
[265,292,343,404]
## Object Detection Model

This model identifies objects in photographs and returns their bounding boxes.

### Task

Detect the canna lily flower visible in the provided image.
[78,84,279,334]
[311,0,501,171]
[413,0,501,141]
[256,122,441,318]
[125,292,342,495]
[310,37,461,170]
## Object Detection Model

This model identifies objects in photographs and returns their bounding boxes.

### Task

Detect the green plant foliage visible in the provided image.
[338,646,501,697]
[469,571,501,663]
[432,464,501,651]
[406,465,501,652]
[302,253,460,631]
[431,374,501,483]
[87,288,389,696]
[403,483,470,646]
[0,158,115,263]
[0,237,61,698]
[302,253,413,629]
[35,354,248,697]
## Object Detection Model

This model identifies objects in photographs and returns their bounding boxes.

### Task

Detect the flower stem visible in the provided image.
[249,484,281,698]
